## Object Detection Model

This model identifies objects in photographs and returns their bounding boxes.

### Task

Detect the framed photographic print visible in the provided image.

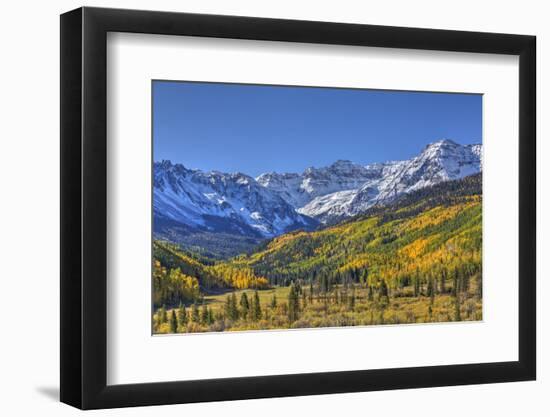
[60,7,536,410]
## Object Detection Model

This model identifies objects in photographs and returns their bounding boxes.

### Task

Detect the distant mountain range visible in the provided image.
[153,139,482,254]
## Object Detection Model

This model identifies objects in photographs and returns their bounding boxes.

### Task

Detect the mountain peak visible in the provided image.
[424,139,460,149]
[155,159,173,169]
[419,139,468,161]
[331,159,354,167]
[155,160,193,176]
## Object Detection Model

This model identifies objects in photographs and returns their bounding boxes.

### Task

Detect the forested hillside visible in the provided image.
[153,173,482,333]
[246,173,482,286]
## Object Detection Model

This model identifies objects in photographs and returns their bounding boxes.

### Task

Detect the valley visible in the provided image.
[153,172,482,333]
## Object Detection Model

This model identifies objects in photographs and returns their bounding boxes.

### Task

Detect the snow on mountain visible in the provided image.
[153,161,317,238]
[468,143,483,169]
[296,160,404,221]
[365,139,481,202]
[154,139,482,241]
[256,159,381,208]
[298,139,482,222]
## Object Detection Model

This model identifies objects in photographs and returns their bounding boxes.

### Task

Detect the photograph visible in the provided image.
[1,1,541,413]
[152,81,483,334]
[52,2,541,411]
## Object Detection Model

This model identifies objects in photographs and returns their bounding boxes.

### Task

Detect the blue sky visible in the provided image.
[153,81,482,177]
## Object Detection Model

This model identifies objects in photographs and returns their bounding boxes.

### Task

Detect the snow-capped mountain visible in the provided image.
[153,161,318,238]
[154,139,482,246]
[256,160,381,208]
[364,140,481,203]
[259,139,482,223]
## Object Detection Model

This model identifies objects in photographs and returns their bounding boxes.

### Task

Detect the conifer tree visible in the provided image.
[452,268,459,297]
[288,284,300,322]
[440,273,446,294]
[319,275,327,294]
[361,269,369,287]
[270,294,277,309]
[379,280,389,304]
[281,301,288,316]
[191,302,200,322]
[160,305,168,323]
[208,308,214,325]
[427,278,434,305]
[240,292,250,320]
[229,293,239,321]
[170,310,178,333]
[454,295,462,322]
[177,303,188,327]
[252,291,262,321]
[224,295,231,319]
[201,303,209,324]
[348,287,356,311]
[295,280,302,295]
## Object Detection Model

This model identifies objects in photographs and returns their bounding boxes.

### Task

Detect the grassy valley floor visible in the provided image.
[154,283,482,334]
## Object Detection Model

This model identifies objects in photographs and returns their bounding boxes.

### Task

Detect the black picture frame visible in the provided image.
[60,6,536,410]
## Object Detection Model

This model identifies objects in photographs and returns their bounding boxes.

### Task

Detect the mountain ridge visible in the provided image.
[153,160,318,240]
[153,139,481,256]
[154,172,482,293]
[278,139,482,222]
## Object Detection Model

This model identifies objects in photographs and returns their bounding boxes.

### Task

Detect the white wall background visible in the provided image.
[0,0,545,415]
